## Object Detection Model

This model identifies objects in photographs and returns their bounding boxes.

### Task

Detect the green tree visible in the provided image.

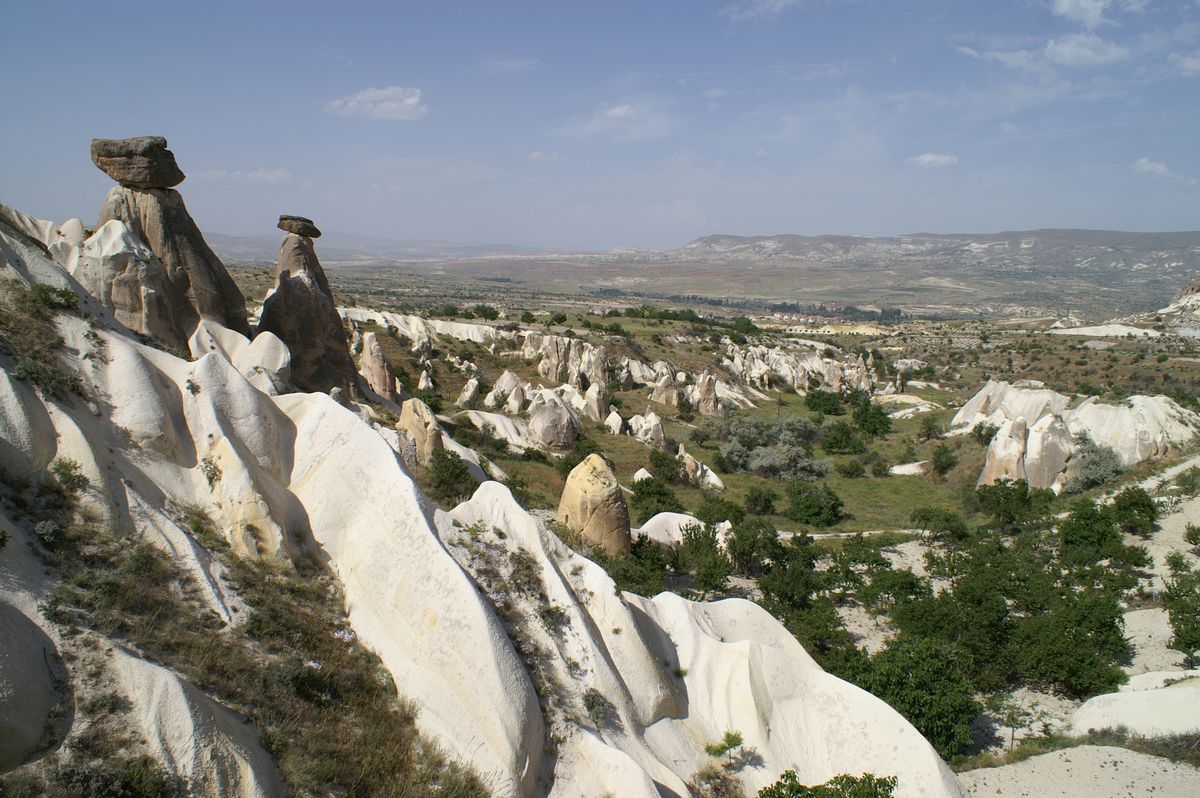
[726,517,779,576]
[758,771,896,798]
[929,443,958,480]
[974,479,1054,534]
[859,636,980,759]
[681,524,730,598]
[853,402,892,437]
[744,485,778,515]
[648,448,683,483]
[1106,486,1158,537]
[910,506,970,545]
[628,478,685,524]
[919,414,941,441]
[704,730,744,769]
[805,390,844,415]
[695,496,746,526]
[821,421,865,455]
[427,449,473,505]
[1164,561,1200,667]
[785,483,844,527]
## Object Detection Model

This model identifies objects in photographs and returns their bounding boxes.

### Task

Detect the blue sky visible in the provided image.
[2,0,1198,249]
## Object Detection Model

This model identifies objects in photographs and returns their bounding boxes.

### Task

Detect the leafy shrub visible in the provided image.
[975,479,1054,533]
[821,421,864,455]
[1064,435,1123,494]
[852,402,892,437]
[1107,486,1158,537]
[1185,523,1200,549]
[629,478,684,523]
[758,771,897,798]
[744,485,777,515]
[835,459,866,479]
[805,390,844,415]
[785,483,844,527]
[680,523,730,598]
[1165,566,1200,666]
[555,435,603,478]
[910,506,969,544]
[1175,467,1200,497]
[30,283,81,313]
[12,358,82,400]
[49,457,89,494]
[972,422,999,447]
[929,442,958,480]
[726,517,779,575]
[649,447,683,482]
[51,756,182,798]
[427,448,474,505]
[858,636,980,759]
[471,303,499,320]
[34,519,61,548]
[695,496,745,526]
[583,688,617,727]
[199,456,222,488]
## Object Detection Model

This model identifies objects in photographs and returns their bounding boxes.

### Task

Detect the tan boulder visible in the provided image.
[694,372,720,416]
[399,397,443,466]
[556,454,631,557]
[650,373,679,406]
[360,331,397,402]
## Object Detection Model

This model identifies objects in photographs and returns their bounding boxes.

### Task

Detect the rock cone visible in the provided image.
[556,454,631,557]
[257,230,356,395]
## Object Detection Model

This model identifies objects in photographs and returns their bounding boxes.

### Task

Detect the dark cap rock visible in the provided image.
[278,215,321,238]
[91,136,186,189]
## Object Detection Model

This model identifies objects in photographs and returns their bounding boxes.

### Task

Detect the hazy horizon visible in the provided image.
[3,0,1199,250]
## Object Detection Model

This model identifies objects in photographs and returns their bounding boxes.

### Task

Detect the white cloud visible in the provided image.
[723,0,800,22]
[1171,49,1200,76]
[703,88,729,98]
[1045,33,1129,67]
[481,54,543,75]
[247,168,293,184]
[192,168,294,184]
[324,86,427,120]
[527,150,564,162]
[905,152,959,168]
[958,45,1049,73]
[1050,0,1111,30]
[1133,157,1197,185]
[559,100,676,141]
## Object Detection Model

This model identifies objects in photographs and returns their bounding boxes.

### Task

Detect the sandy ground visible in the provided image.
[1122,608,1187,675]
[958,745,1200,797]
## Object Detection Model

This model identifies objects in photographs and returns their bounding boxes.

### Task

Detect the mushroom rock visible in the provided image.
[359,331,397,402]
[556,453,632,557]
[90,135,185,189]
[399,397,443,466]
[277,214,321,238]
[93,137,249,338]
[455,377,480,407]
[604,409,624,436]
[256,229,357,395]
[528,391,580,451]
[694,371,720,416]
[650,373,679,406]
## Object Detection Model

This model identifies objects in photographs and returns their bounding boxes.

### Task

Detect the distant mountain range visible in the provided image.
[207,230,545,264]
[211,227,1200,318]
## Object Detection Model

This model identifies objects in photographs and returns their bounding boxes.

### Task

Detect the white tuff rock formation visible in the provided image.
[556,454,632,557]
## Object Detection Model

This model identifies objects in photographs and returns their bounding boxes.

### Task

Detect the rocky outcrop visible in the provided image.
[963,381,1199,490]
[583,383,606,423]
[628,411,667,450]
[556,454,631,557]
[679,444,725,490]
[724,343,875,394]
[455,377,480,407]
[604,409,624,436]
[484,370,523,408]
[521,332,607,388]
[257,228,357,395]
[399,397,443,466]
[94,137,249,340]
[650,373,679,406]
[359,332,397,402]
[527,390,580,450]
[62,219,182,345]
[693,371,720,416]
[91,136,185,189]
[0,602,62,771]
